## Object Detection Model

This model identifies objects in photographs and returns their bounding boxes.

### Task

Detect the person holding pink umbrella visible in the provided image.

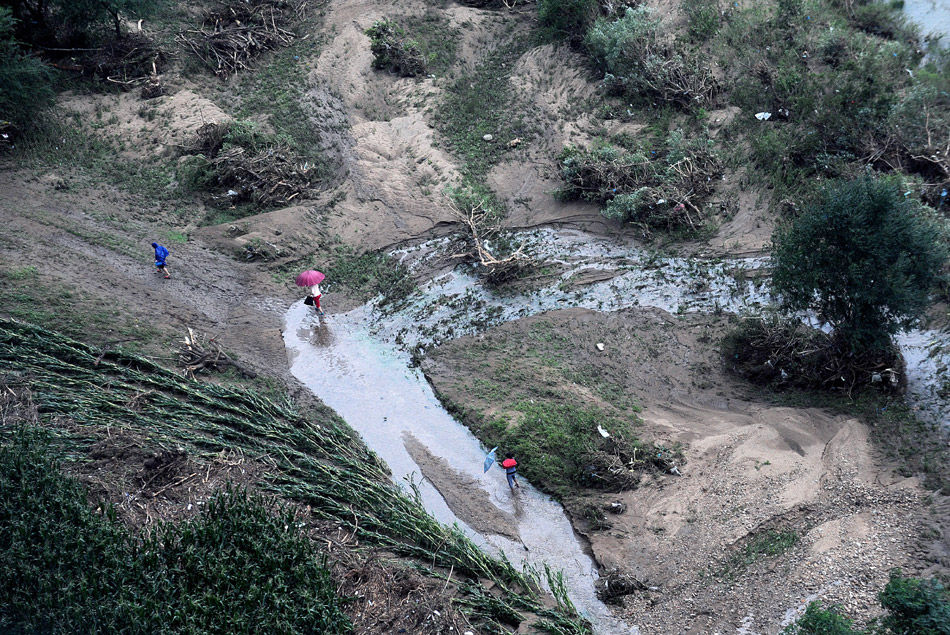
[295,270,325,315]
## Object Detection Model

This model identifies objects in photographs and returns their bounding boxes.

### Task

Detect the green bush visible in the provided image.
[558,130,720,232]
[771,176,946,352]
[878,569,950,635]
[584,6,717,108]
[365,18,426,77]
[782,601,862,634]
[0,429,351,633]
[0,7,55,130]
[683,0,721,41]
[537,0,599,43]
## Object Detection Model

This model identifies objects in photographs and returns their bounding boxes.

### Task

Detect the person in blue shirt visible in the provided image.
[152,242,171,279]
[502,453,520,490]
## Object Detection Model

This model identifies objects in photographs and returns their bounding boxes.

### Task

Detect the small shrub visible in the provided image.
[683,0,721,41]
[782,601,863,634]
[537,0,599,43]
[365,18,426,77]
[585,6,718,108]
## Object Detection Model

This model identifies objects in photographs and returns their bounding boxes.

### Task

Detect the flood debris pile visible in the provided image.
[178,0,303,77]
[180,121,316,208]
[450,192,533,286]
[722,316,906,395]
[0,319,591,634]
[365,19,427,77]
[178,327,257,378]
[73,32,167,89]
[594,568,646,606]
[558,131,722,233]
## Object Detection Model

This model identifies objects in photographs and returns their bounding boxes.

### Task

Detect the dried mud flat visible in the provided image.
[423,308,943,633]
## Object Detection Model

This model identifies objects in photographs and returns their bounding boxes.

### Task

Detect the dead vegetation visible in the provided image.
[449,194,533,286]
[722,316,906,395]
[178,327,258,378]
[595,568,646,605]
[178,0,304,77]
[181,122,317,207]
[50,32,166,89]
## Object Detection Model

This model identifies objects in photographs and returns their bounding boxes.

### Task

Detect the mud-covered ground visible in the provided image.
[423,308,945,631]
[1,0,947,632]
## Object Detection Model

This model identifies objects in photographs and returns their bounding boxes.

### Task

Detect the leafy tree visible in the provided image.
[1,0,154,40]
[0,6,54,129]
[771,177,946,352]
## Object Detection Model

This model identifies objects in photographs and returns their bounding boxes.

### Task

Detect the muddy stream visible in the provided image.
[284,229,948,634]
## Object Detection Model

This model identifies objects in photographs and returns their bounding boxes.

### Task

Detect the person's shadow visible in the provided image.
[308,313,333,348]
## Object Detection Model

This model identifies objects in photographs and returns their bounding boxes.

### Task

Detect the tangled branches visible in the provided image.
[450,194,533,286]
[178,0,304,77]
[722,316,906,396]
[71,32,166,88]
[558,132,722,232]
[181,122,317,208]
[178,328,257,378]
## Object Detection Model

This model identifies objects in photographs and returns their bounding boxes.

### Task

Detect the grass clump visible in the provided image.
[784,570,950,634]
[435,41,534,182]
[324,246,416,308]
[716,529,799,579]
[0,429,351,633]
[365,18,427,77]
[558,130,721,234]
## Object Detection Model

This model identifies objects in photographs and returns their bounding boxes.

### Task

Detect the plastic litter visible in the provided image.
[755,112,772,121]
[597,425,610,438]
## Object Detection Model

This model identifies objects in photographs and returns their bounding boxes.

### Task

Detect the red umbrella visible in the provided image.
[295,270,325,286]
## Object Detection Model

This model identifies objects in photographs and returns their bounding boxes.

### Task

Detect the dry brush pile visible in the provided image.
[722,316,906,395]
[180,121,317,208]
[365,19,426,77]
[558,132,722,232]
[178,0,304,77]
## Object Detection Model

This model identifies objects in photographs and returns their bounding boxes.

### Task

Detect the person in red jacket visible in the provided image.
[502,453,520,490]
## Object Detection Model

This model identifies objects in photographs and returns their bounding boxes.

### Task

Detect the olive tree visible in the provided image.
[771,177,946,352]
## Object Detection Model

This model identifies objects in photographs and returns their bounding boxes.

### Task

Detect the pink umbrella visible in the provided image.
[295,270,325,286]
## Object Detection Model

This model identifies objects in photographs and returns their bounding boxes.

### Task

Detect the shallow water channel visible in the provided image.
[284,229,948,634]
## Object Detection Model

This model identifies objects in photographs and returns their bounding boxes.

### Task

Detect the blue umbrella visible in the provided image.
[483,447,498,473]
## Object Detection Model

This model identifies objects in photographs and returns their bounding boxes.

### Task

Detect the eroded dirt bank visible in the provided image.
[423,308,942,632]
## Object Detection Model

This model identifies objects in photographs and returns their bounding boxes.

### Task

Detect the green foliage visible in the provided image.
[717,529,800,579]
[558,131,720,233]
[0,7,55,129]
[771,177,947,351]
[6,0,155,41]
[0,429,351,633]
[878,569,950,635]
[484,401,649,497]
[683,0,721,41]
[537,0,599,43]
[782,601,862,634]
[325,246,416,308]
[585,6,717,108]
[783,571,950,635]
[365,18,426,77]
